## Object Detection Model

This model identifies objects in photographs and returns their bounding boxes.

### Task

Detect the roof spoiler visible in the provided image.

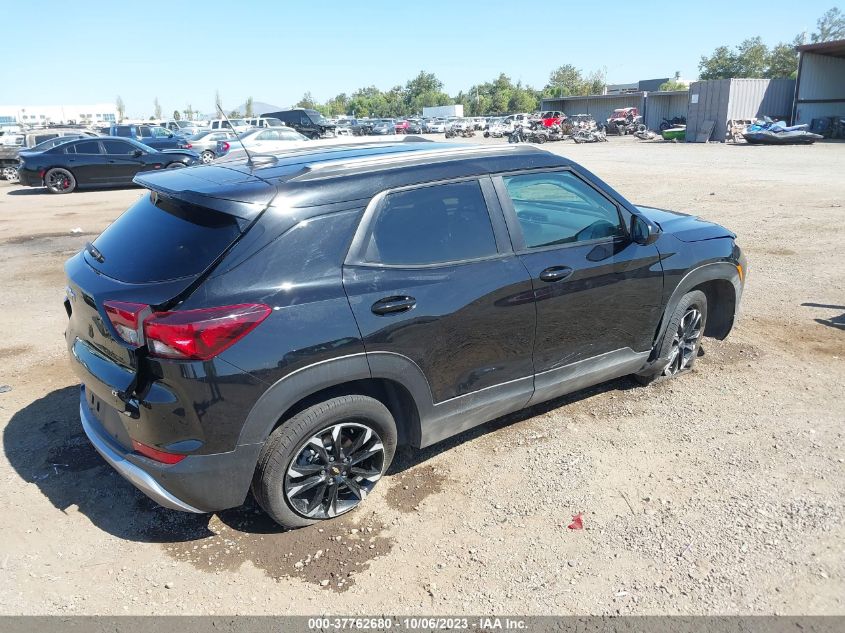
[133,166,276,220]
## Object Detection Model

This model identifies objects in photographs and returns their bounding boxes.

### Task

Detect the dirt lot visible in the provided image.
[0,136,842,615]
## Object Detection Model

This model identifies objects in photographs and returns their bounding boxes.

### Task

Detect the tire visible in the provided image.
[252,395,398,529]
[635,290,708,386]
[200,150,215,164]
[535,134,547,144]
[166,162,185,169]
[2,165,19,182]
[44,167,76,194]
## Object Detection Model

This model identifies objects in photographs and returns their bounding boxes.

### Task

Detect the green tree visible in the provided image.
[768,42,799,78]
[545,64,583,97]
[296,91,317,109]
[811,7,844,42]
[699,45,739,79]
[173,110,181,121]
[115,95,125,121]
[699,38,769,79]
[659,79,688,91]
[228,109,240,118]
[214,89,223,112]
[183,104,195,121]
[153,97,162,119]
[244,96,254,118]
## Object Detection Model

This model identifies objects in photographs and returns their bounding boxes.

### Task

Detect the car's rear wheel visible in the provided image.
[200,150,215,164]
[252,395,397,529]
[635,290,707,385]
[44,167,76,194]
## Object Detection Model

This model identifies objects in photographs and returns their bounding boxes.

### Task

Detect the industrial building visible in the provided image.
[0,103,117,126]
[792,38,845,131]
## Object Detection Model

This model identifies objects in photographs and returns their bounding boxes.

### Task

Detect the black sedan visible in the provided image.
[17,136,200,194]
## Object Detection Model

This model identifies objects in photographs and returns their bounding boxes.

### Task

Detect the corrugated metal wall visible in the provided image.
[685,79,796,142]
[794,52,845,125]
[726,78,795,120]
[541,94,643,125]
[644,91,689,130]
[686,80,731,142]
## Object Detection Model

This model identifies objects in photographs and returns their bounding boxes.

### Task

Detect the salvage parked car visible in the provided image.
[209,118,251,133]
[394,119,410,134]
[160,120,206,136]
[64,142,745,529]
[263,109,336,139]
[243,117,285,129]
[186,129,237,164]
[18,137,198,193]
[109,125,193,150]
[0,128,99,181]
[370,119,395,135]
[214,127,309,158]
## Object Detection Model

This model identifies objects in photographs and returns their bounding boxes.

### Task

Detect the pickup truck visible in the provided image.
[108,125,192,150]
[1,128,98,181]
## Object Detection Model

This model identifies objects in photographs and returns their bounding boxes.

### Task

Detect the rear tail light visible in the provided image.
[103,301,271,360]
[131,439,186,464]
[104,301,149,345]
[185,143,192,149]
[221,141,230,153]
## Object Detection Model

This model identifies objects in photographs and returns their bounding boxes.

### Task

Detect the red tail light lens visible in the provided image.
[221,141,230,152]
[144,303,271,360]
[132,439,186,464]
[185,143,192,149]
[104,301,149,345]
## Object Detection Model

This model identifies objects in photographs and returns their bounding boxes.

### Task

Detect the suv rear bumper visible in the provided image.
[78,386,261,513]
[79,389,204,513]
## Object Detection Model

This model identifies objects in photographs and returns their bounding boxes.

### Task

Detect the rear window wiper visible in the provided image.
[85,242,105,263]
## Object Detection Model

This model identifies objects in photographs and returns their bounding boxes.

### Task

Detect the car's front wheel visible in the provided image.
[2,165,19,182]
[636,290,708,385]
[252,395,397,529]
[200,150,215,164]
[44,167,76,194]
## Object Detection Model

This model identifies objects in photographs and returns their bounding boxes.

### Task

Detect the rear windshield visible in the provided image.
[86,194,243,283]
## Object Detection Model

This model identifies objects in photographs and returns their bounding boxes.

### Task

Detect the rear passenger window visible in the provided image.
[363,180,497,266]
[74,141,102,154]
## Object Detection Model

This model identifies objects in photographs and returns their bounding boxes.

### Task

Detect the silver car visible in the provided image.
[187,130,238,164]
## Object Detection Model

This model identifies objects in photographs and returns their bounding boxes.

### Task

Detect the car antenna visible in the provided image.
[217,104,254,167]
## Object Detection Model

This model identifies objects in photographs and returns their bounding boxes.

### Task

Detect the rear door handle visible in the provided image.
[539,266,573,282]
[371,296,416,315]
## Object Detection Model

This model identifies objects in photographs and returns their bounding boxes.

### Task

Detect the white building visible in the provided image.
[0,103,118,126]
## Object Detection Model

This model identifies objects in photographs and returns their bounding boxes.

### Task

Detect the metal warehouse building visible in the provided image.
[792,38,845,128]
[541,93,644,128]
[685,78,795,142]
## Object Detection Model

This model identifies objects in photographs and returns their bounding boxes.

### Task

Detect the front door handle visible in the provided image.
[539,266,573,282]
[371,296,416,315]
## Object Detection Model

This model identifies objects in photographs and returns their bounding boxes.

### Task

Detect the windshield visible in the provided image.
[305,110,329,125]
[263,118,283,127]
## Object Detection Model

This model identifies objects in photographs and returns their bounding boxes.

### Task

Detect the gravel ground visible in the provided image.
[0,136,842,615]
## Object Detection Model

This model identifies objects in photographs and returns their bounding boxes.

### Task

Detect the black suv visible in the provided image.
[64,142,746,529]
[263,109,337,139]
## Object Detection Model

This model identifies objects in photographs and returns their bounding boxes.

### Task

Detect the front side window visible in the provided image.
[362,180,497,266]
[102,140,136,154]
[502,171,624,249]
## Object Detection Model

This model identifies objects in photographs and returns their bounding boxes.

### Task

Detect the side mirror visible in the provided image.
[131,149,143,157]
[631,215,661,246]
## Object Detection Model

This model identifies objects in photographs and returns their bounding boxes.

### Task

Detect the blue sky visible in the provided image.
[1,0,835,117]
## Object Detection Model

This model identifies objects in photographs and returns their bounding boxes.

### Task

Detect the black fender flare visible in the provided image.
[237,352,433,448]
[651,261,742,358]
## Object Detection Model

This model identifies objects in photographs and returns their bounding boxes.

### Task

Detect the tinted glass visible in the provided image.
[87,194,242,283]
[74,140,102,154]
[102,140,136,154]
[502,171,624,248]
[363,180,497,266]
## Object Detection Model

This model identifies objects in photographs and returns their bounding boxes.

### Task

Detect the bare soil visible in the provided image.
[0,136,842,615]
